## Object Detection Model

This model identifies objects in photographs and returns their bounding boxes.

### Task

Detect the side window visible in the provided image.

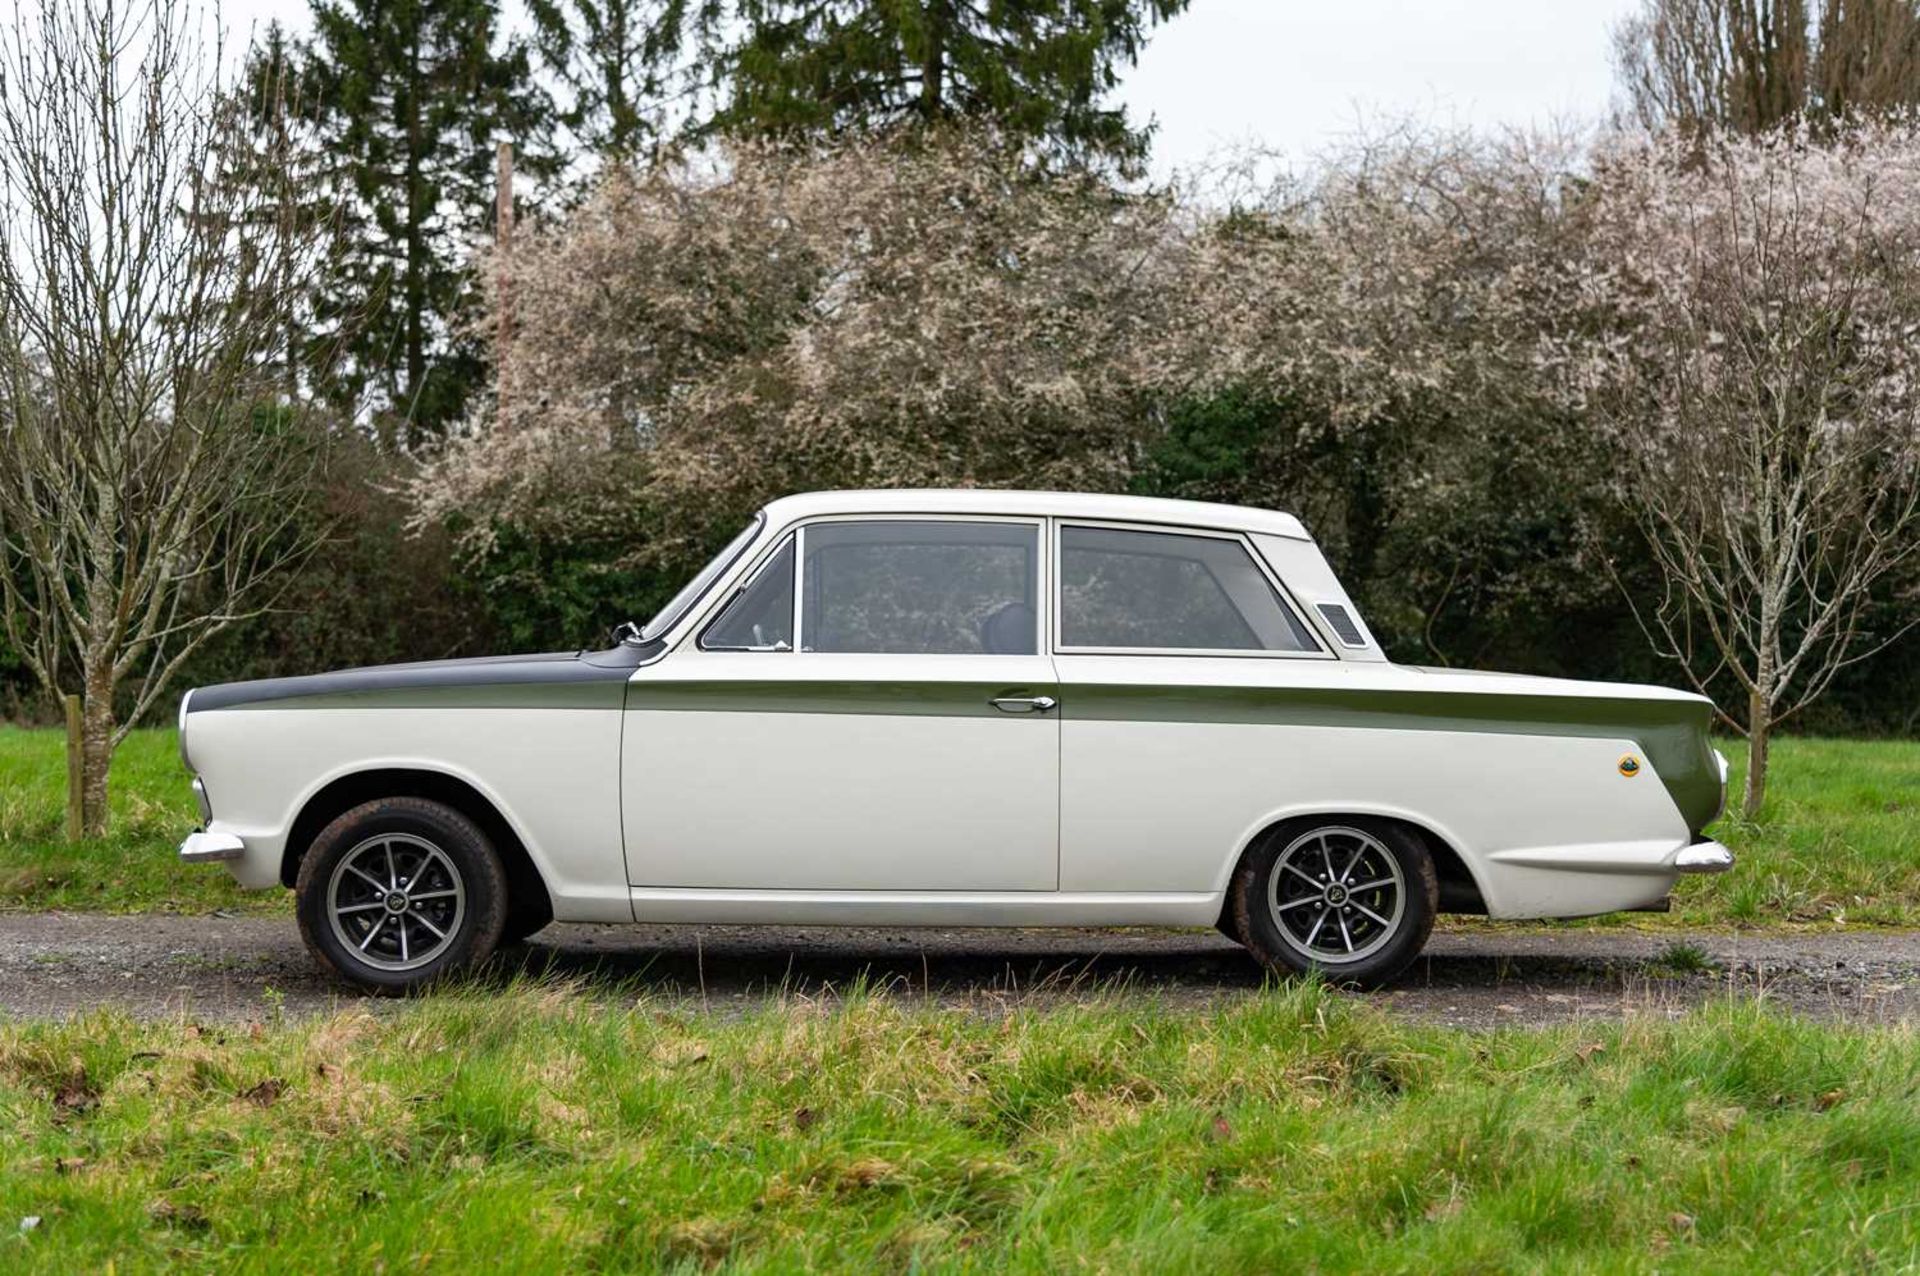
[701,537,795,650]
[1059,525,1319,653]
[800,521,1038,655]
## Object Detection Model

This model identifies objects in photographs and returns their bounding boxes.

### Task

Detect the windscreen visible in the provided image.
[638,514,764,641]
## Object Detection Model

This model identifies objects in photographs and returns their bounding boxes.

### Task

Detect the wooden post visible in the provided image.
[496,140,515,248]
[64,694,83,842]
[495,140,514,414]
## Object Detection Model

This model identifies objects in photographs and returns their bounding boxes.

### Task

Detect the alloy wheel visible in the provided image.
[325,832,467,972]
[1265,825,1406,964]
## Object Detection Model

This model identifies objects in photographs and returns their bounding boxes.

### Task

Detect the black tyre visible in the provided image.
[1231,817,1437,990]
[295,796,508,994]
[498,891,554,946]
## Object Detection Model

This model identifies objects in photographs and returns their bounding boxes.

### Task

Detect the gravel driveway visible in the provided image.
[1,913,1915,1028]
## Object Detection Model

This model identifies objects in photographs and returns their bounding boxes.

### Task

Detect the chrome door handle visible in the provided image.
[990,694,1057,714]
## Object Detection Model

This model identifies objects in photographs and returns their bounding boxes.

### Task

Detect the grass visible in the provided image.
[1679,736,1920,928]
[0,725,1915,925]
[1650,940,1717,976]
[0,980,1913,1272]
[0,727,273,914]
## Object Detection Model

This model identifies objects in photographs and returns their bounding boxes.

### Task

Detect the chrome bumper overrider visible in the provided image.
[1673,840,1735,874]
[178,831,245,864]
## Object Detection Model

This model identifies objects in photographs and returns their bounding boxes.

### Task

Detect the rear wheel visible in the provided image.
[1231,818,1437,989]
[295,797,507,994]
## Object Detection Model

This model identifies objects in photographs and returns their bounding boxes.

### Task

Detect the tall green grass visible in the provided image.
[1685,737,1920,926]
[0,981,1914,1271]
[0,726,267,913]
[0,726,1914,923]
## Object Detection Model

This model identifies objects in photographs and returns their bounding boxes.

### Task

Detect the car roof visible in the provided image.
[760,489,1313,542]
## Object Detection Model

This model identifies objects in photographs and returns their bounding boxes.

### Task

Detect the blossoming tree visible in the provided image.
[1586,126,1920,815]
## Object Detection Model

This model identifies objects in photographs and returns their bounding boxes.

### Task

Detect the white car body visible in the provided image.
[180,489,1732,946]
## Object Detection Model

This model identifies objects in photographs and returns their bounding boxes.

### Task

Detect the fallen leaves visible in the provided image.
[653,1040,710,1069]
[147,1198,210,1231]
[238,1077,285,1108]
[838,1157,900,1191]
[50,1062,97,1118]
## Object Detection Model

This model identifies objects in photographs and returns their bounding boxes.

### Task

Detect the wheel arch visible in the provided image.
[1213,804,1489,928]
[279,767,553,920]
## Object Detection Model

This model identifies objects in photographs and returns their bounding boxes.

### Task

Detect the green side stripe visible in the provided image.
[1066,682,1719,834]
[624,678,1721,835]
[224,681,627,711]
[623,680,1043,719]
[232,672,1720,837]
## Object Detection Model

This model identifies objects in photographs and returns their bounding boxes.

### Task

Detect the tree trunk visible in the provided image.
[607,2,633,155]
[403,24,426,442]
[920,0,947,121]
[1742,687,1771,819]
[278,102,298,406]
[79,510,120,838]
[78,665,116,838]
[1343,428,1390,588]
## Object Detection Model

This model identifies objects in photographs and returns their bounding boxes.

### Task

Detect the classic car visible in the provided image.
[177,489,1733,991]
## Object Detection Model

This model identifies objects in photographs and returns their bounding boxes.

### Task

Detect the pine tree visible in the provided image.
[271,0,555,443]
[529,0,713,159]
[224,25,343,407]
[708,0,1189,171]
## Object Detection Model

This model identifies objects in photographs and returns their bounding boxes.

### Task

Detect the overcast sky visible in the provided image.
[222,0,1640,177]
[1121,0,1637,177]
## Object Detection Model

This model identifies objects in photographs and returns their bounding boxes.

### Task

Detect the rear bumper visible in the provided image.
[1673,840,1735,874]
[178,830,246,864]
[1479,834,1736,918]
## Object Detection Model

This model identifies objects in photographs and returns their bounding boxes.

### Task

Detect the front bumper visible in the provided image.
[178,830,246,864]
[1673,840,1735,874]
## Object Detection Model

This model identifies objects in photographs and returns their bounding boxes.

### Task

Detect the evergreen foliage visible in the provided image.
[708,0,1189,169]
[250,0,557,442]
[529,0,711,158]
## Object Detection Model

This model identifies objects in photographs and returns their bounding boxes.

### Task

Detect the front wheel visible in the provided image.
[295,797,508,994]
[499,891,554,946]
[1230,818,1437,989]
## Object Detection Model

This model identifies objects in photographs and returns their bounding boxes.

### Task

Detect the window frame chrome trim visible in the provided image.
[1049,518,1333,661]
[638,511,767,644]
[696,532,798,652]
[673,512,1050,659]
[796,514,1048,657]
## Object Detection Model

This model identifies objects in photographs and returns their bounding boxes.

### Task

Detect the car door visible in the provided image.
[622,516,1060,891]
[1050,521,1334,895]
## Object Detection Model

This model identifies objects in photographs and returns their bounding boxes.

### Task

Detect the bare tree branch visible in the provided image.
[1591,123,1920,815]
[0,0,341,834]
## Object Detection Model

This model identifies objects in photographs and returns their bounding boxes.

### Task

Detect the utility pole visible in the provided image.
[495,140,514,415]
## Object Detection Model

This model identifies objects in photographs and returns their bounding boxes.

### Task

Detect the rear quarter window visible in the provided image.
[1058,525,1319,653]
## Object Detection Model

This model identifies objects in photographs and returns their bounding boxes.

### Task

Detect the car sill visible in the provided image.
[627,888,1221,928]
